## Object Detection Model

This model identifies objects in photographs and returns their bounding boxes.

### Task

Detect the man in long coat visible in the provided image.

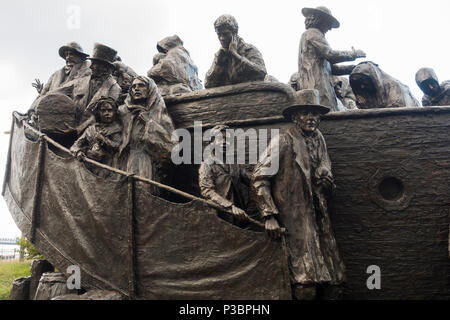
[30,42,91,111]
[205,14,267,88]
[54,43,121,133]
[296,6,366,111]
[252,89,345,300]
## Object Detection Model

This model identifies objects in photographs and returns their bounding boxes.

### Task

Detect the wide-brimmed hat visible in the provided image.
[58,42,89,60]
[283,89,330,121]
[88,43,117,68]
[302,6,340,29]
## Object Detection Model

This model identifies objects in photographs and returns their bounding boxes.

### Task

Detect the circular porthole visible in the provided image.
[378,177,404,201]
[369,169,413,211]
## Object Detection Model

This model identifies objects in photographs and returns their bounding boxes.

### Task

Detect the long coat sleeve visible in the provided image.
[252,126,345,285]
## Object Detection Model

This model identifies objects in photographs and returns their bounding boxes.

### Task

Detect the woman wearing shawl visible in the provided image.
[117,76,175,188]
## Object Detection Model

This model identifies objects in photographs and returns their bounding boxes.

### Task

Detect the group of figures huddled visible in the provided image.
[25,7,449,300]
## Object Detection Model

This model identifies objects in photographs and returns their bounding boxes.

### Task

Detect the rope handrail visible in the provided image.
[14,112,266,230]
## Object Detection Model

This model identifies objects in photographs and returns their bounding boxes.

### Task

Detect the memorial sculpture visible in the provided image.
[198,125,250,225]
[70,97,122,178]
[113,61,138,105]
[415,67,450,107]
[57,43,121,131]
[4,7,450,300]
[350,61,420,109]
[295,6,366,111]
[252,89,345,300]
[117,76,175,189]
[205,14,268,88]
[333,76,358,109]
[31,42,91,97]
[147,35,203,96]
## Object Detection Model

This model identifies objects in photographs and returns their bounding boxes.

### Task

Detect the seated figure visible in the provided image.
[148,35,203,96]
[204,14,268,88]
[70,97,122,178]
[350,61,420,109]
[415,68,450,107]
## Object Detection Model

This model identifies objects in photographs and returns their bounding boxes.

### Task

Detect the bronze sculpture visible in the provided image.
[252,89,345,300]
[70,97,122,178]
[148,35,203,96]
[32,42,91,97]
[117,76,175,186]
[350,61,420,109]
[113,61,137,105]
[198,125,250,225]
[295,6,366,111]
[205,14,267,88]
[333,76,358,109]
[415,68,450,107]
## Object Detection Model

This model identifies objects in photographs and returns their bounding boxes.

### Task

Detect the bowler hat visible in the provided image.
[302,6,340,29]
[282,89,330,121]
[58,42,89,60]
[88,43,118,68]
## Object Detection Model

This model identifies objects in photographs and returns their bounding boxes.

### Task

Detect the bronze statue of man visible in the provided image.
[415,68,450,107]
[57,43,122,134]
[199,125,250,225]
[296,6,366,111]
[117,76,175,190]
[32,42,91,96]
[252,89,346,300]
[205,14,267,88]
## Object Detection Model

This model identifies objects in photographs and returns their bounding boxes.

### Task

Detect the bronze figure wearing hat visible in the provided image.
[294,6,366,112]
[252,89,345,300]
[30,41,91,112]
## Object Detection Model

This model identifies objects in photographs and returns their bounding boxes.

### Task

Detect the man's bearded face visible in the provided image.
[64,50,82,69]
[293,111,320,134]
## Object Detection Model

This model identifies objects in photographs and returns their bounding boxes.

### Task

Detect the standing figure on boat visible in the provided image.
[70,97,122,178]
[415,68,450,107]
[204,14,268,88]
[199,125,251,226]
[295,6,366,111]
[252,89,346,300]
[350,61,420,109]
[57,43,121,133]
[30,42,91,112]
[148,35,203,96]
[333,76,358,110]
[117,76,175,191]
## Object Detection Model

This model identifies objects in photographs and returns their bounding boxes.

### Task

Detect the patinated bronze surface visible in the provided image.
[296,6,366,111]
[333,76,358,110]
[117,76,175,185]
[148,35,202,96]
[205,14,267,88]
[415,67,450,107]
[350,61,420,109]
[198,125,251,225]
[252,90,345,300]
[70,97,122,178]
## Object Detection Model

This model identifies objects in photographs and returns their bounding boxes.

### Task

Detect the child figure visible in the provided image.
[70,97,122,177]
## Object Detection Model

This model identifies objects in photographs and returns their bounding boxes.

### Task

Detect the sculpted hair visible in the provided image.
[214,14,239,34]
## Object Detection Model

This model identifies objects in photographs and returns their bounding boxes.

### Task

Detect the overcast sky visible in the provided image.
[0,0,449,237]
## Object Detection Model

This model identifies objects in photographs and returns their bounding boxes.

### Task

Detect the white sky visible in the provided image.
[0,0,449,237]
